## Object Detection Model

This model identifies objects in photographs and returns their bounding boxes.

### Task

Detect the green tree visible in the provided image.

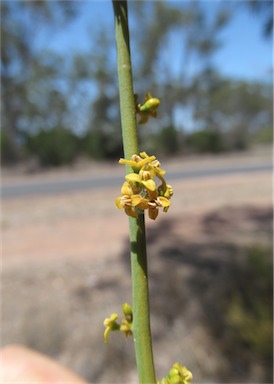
[157,125,180,155]
[83,29,122,159]
[1,0,76,163]
[131,1,231,130]
[244,0,273,38]
[191,70,272,150]
[25,127,79,167]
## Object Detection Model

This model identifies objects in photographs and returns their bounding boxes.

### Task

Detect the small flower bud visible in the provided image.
[120,319,132,338]
[122,302,133,322]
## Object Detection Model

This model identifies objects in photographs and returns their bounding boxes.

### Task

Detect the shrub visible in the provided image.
[253,126,273,144]
[186,130,225,153]
[81,130,122,160]
[25,128,79,167]
[157,125,180,155]
[0,131,19,164]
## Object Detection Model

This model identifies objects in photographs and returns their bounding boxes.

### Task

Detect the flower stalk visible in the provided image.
[112,1,156,383]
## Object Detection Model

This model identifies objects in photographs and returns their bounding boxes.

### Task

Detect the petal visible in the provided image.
[131,194,143,207]
[139,152,149,158]
[137,155,156,168]
[115,197,123,209]
[119,159,139,168]
[104,327,111,344]
[154,166,166,176]
[104,313,118,327]
[142,179,156,191]
[158,196,171,207]
[126,173,142,183]
[121,181,133,196]
[125,206,138,218]
[136,198,149,210]
[119,153,156,170]
[148,207,159,220]
[147,189,159,201]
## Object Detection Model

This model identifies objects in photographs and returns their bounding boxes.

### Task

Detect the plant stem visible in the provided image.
[112,1,156,383]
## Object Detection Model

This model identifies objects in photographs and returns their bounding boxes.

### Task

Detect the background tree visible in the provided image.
[1,0,76,163]
[190,70,272,150]
[1,0,272,166]
[81,29,122,159]
[129,1,232,154]
[244,0,273,38]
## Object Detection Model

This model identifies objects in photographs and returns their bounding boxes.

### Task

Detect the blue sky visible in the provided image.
[44,0,272,83]
[214,5,272,81]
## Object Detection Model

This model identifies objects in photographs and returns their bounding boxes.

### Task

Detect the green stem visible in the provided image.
[112,1,156,383]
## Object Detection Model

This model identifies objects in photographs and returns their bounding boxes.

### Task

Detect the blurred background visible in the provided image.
[1,0,273,383]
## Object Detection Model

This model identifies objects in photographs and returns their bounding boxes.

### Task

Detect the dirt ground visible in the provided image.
[2,150,273,383]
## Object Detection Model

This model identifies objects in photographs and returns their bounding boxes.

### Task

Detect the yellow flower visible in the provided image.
[148,197,171,220]
[158,363,193,384]
[125,173,157,192]
[115,194,139,218]
[119,153,156,172]
[133,196,171,220]
[116,153,173,220]
[119,152,166,176]
[103,304,133,344]
[115,182,137,218]
[103,313,119,344]
[168,363,193,384]
[139,152,166,175]
[121,181,134,196]
[115,181,148,218]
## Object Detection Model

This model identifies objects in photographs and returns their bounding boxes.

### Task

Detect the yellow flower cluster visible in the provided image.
[115,152,173,220]
[103,303,133,344]
[157,363,193,384]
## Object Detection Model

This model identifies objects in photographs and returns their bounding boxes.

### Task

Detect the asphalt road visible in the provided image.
[1,163,272,199]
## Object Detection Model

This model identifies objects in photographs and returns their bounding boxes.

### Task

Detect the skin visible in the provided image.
[1,344,88,383]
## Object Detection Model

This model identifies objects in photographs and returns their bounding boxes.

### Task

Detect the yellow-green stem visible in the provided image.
[112,1,156,382]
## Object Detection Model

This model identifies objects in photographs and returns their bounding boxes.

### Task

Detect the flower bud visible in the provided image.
[122,302,133,322]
